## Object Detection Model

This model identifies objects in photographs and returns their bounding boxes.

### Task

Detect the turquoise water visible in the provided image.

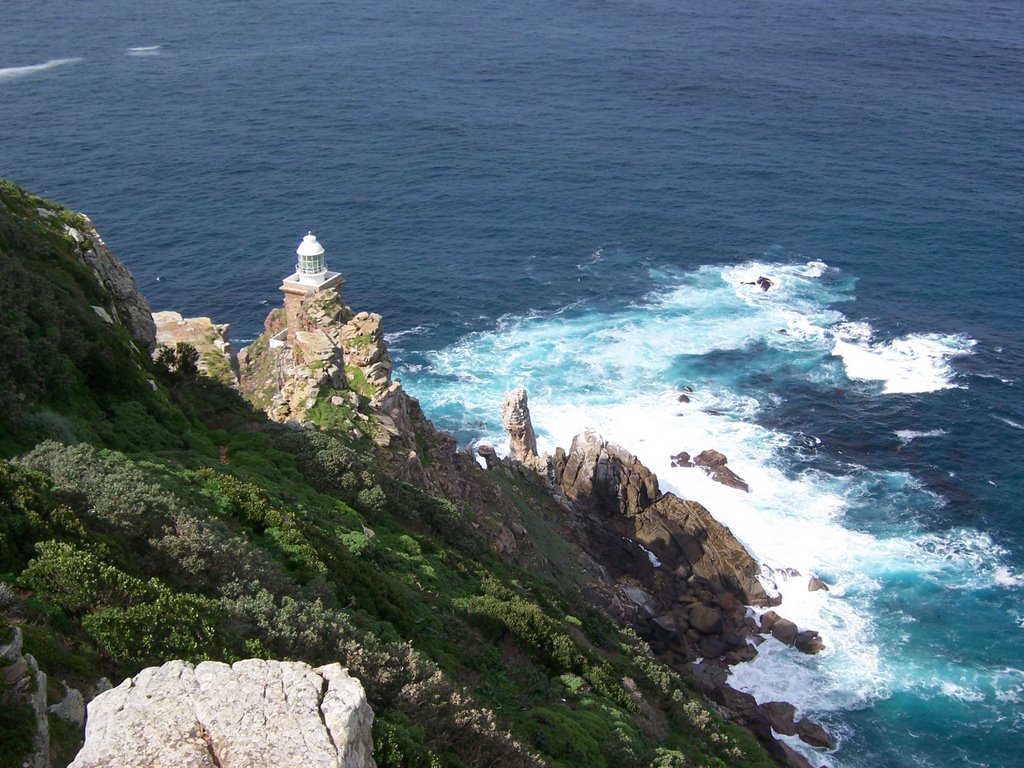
[2,1,1022,764]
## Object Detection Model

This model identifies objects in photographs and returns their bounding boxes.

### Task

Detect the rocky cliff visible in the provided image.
[70,660,375,768]
[74,221,156,354]
[237,283,477,501]
[153,311,239,388]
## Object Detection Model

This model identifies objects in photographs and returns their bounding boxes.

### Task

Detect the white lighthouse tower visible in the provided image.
[279,232,344,338]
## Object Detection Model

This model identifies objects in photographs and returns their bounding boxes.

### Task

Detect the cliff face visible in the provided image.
[74,222,156,354]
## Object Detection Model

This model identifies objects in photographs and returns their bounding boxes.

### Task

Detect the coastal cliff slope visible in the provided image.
[0,178,814,768]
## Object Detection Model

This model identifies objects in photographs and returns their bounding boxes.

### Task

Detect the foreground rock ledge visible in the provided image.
[70,659,375,768]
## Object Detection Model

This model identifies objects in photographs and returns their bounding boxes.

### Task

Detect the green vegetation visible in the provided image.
[0,703,35,768]
[0,179,777,768]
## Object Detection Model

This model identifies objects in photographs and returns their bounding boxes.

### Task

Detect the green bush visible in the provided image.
[461,591,632,710]
[82,586,232,666]
[19,442,182,543]
[0,702,35,768]
[519,699,645,768]
[373,714,447,768]
[19,540,148,614]
[0,460,84,576]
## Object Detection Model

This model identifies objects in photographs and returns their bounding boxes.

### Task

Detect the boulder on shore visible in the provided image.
[70,659,375,768]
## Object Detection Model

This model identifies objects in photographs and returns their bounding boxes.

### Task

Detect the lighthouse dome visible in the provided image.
[295,232,326,276]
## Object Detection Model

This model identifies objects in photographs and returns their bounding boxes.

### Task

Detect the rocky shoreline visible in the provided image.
[478,389,831,768]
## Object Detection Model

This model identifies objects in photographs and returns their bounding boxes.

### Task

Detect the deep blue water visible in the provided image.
[2,1,1022,765]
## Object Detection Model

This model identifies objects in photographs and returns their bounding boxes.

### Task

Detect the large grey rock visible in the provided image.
[70,659,375,768]
[153,311,240,387]
[688,604,724,635]
[501,388,539,461]
[771,618,800,646]
[49,684,86,727]
[558,429,660,519]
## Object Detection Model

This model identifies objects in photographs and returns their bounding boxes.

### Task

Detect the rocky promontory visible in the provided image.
[0,179,830,768]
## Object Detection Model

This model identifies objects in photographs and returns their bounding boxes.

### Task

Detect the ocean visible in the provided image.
[2,1,1021,765]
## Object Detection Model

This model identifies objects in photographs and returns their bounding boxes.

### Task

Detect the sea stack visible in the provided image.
[501,387,539,462]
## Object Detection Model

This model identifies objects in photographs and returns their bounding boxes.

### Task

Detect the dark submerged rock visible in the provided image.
[693,449,750,492]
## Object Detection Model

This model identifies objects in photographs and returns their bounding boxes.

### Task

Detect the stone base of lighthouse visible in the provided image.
[279,271,344,340]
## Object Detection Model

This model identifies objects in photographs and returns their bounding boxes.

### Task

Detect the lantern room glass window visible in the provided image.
[298,250,325,275]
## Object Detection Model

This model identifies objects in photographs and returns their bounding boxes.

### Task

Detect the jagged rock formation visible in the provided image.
[70,659,375,768]
[335,311,393,389]
[552,434,827,765]
[501,388,539,462]
[239,289,350,425]
[67,217,156,353]
[557,429,660,519]
[153,311,240,387]
[238,284,473,501]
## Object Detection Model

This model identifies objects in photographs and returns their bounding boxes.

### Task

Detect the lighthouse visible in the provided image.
[279,232,344,339]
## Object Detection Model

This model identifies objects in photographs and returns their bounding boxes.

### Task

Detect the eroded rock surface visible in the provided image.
[1,626,50,768]
[70,659,375,768]
[559,429,660,519]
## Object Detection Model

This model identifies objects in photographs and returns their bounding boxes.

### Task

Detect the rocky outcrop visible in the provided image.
[1,626,51,768]
[72,221,157,353]
[153,311,240,387]
[742,276,774,292]
[559,429,660,519]
[808,576,830,592]
[238,287,418,454]
[759,610,825,655]
[692,449,750,492]
[636,494,770,606]
[70,659,375,768]
[476,444,500,469]
[501,388,539,462]
[551,430,767,608]
[335,311,392,389]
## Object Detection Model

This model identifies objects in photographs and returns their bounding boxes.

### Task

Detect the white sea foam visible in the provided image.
[402,258,1013,736]
[831,323,975,394]
[895,429,949,444]
[940,681,985,703]
[0,57,82,80]
[126,45,163,56]
[384,324,434,344]
[992,415,1024,431]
